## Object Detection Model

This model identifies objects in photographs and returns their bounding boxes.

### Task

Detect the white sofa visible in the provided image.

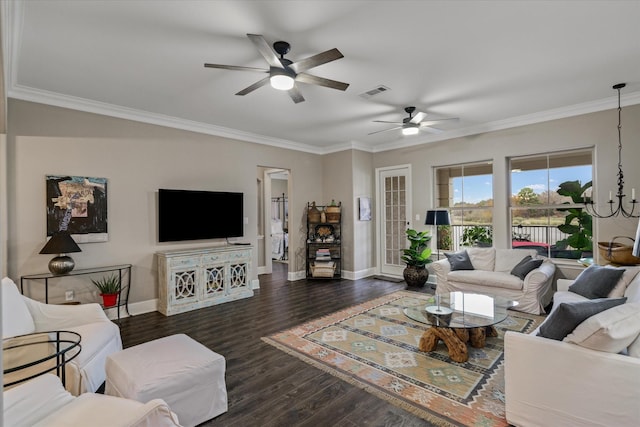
[3,373,182,427]
[505,267,640,427]
[432,247,556,314]
[2,276,123,395]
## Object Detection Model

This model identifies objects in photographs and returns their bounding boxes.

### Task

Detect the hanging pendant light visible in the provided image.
[584,83,639,218]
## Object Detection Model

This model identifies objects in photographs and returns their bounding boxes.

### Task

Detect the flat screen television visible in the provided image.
[158,189,244,242]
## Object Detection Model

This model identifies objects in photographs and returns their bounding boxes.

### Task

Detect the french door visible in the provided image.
[377,165,411,277]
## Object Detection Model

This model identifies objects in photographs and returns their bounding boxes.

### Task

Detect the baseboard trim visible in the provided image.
[105,298,157,320]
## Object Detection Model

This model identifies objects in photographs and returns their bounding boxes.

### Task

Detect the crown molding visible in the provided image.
[8,84,327,154]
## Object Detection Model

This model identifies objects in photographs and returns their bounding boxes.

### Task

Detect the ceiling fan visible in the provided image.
[204,34,349,104]
[369,106,459,136]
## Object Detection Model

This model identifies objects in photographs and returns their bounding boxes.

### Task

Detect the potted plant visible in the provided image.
[553,180,593,259]
[92,273,121,307]
[461,225,493,247]
[401,229,433,287]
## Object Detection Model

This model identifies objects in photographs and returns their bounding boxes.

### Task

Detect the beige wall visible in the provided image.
[372,105,640,268]
[351,149,375,275]
[7,99,324,305]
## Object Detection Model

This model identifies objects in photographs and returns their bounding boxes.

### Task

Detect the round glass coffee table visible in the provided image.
[3,330,81,388]
[404,292,518,362]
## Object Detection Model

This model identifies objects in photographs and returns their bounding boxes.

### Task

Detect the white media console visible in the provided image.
[157,245,254,316]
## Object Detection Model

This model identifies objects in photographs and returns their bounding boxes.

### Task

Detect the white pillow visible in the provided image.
[564,302,640,353]
[624,274,640,304]
[606,266,640,298]
[2,277,36,338]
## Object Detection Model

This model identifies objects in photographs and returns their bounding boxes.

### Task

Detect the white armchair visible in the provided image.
[2,277,122,395]
[4,373,182,427]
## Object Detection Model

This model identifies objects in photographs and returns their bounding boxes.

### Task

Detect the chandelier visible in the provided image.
[584,83,639,218]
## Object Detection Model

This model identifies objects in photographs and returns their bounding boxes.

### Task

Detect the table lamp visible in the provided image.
[425,209,451,261]
[39,231,81,274]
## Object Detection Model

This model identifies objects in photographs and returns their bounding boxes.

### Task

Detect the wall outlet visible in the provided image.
[65,290,74,301]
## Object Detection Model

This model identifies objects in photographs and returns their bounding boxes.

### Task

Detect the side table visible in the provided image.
[20,264,132,319]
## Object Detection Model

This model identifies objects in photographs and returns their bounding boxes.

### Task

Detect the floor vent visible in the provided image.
[360,85,390,99]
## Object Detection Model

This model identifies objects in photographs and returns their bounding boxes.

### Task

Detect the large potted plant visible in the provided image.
[553,180,593,259]
[401,229,433,287]
[92,273,121,307]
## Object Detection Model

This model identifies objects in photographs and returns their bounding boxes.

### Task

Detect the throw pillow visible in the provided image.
[537,298,627,341]
[510,255,544,280]
[445,250,474,271]
[568,265,625,299]
[564,302,640,353]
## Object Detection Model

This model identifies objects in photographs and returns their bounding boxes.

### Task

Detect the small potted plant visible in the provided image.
[401,229,433,287]
[461,225,493,247]
[91,273,121,307]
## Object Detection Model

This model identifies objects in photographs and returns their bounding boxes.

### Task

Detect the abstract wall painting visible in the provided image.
[46,175,108,243]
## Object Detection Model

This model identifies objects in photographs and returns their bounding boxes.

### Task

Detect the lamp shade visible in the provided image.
[40,232,81,254]
[425,210,451,226]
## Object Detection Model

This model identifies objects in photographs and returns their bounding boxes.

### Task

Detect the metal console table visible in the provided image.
[20,264,132,319]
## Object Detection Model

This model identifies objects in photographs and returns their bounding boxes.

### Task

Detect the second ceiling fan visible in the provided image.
[369,106,458,136]
[204,34,349,104]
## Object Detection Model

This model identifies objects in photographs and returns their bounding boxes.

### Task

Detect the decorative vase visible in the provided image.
[403,265,429,287]
[308,202,321,223]
[101,293,118,308]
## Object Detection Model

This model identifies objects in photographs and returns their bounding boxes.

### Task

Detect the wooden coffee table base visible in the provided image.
[418,325,498,363]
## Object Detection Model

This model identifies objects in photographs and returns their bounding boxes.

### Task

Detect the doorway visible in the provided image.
[257,167,290,275]
[376,165,412,277]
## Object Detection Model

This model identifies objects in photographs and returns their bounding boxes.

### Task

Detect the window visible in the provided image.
[435,161,493,251]
[509,149,593,258]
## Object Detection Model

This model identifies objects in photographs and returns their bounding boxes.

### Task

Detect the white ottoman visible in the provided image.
[105,334,227,427]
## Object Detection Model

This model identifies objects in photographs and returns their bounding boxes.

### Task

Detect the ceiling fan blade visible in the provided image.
[368,126,402,136]
[235,76,270,96]
[295,73,349,91]
[247,34,282,68]
[409,112,427,124]
[373,120,403,124]
[289,48,344,73]
[419,126,444,134]
[288,86,305,103]
[204,63,269,73]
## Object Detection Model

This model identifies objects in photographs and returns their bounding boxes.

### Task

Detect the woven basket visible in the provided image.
[325,205,341,223]
[311,262,336,278]
[598,236,640,266]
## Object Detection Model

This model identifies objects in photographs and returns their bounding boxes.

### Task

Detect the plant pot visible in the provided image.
[403,265,429,288]
[101,293,118,308]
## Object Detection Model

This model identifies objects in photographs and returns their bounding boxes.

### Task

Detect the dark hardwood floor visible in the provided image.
[116,263,435,427]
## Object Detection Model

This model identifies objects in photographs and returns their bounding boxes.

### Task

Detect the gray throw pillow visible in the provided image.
[510,255,544,280]
[445,250,474,271]
[538,297,626,340]
[569,265,625,299]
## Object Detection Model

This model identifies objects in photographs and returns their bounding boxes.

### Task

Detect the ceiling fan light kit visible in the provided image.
[402,126,420,136]
[270,73,295,91]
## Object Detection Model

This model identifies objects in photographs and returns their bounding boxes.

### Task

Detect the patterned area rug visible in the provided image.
[262,290,544,426]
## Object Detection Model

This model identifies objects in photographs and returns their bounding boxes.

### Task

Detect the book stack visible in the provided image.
[315,248,332,261]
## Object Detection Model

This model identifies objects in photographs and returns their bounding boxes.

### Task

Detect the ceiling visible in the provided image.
[4,0,640,154]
